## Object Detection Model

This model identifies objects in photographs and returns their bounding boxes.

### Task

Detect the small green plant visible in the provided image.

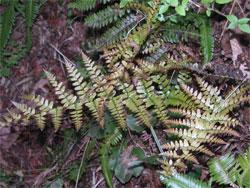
[226,15,250,34]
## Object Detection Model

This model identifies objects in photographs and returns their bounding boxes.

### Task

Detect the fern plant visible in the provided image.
[161,74,250,175]
[69,0,214,65]
[161,146,250,188]
[0,52,249,187]
[0,0,40,76]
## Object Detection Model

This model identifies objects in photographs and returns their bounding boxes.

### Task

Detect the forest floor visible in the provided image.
[0,0,250,188]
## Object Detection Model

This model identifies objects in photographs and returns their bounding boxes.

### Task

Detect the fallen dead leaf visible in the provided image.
[230,38,243,63]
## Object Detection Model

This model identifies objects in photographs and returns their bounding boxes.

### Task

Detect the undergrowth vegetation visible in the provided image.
[0,0,41,76]
[0,0,249,187]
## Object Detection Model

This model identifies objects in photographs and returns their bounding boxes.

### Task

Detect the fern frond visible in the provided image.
[81,52,105,86]
[198,16,214,64]
[209,153,237,186]
[85,6,127,28]
[119,82,151,127]
[0,0,17,59]
[166,128,226,144]
[136,79,168,122]
[24,0,38,49]
[86,97,105,128]
[166,173,211,188]
[24,94,54,112]
[12,101,36,116]
[68,0,97,11]
[163,140,214,156]
[44,70,78,109]
[93,14,143,49]
[107,95,127,129]
[237,147,250,187]
[64,60,90,101]
[50,107,63,132]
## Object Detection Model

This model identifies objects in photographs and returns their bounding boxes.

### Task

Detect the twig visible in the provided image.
[219,0,237,41]
[92,177,104,188]
[75,137,90,188]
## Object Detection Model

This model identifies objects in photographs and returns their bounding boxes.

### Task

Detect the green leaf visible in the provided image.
[126,115,145,133]
[175,5,186,16]
[159,4,169,14]
[239,23,250,33]
[100,143,115,188]
[206,10,211,17]
[226,15,238,24]
[215,0,232,4]
[113,147,144,183]
[228,22,238,29]
[238,18,250,24]
[170,0,179,7]
[132,147,145,160]
[201,0,214,4]
[166,173,211,188]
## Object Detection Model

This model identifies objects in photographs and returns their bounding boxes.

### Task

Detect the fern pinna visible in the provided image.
[0,53,249,178]
[69,0,213,65]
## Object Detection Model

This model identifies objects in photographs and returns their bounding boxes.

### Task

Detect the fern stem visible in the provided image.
[149,126,166,160]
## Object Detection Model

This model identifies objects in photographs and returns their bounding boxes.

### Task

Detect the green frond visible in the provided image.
[93,14,143,49]
[198,16,214,64]
[107,95,127,129]
[208,153,237,186]
[236,147,250,187]
[161,23,200,44]
[166,173,211,188]
[24,0,38,49]
[119,82,151,127]
[144,44,169,63]
[0,0,17,60]
[136,79,168,122]
[85,6,127,28]
[68,0,97,11]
